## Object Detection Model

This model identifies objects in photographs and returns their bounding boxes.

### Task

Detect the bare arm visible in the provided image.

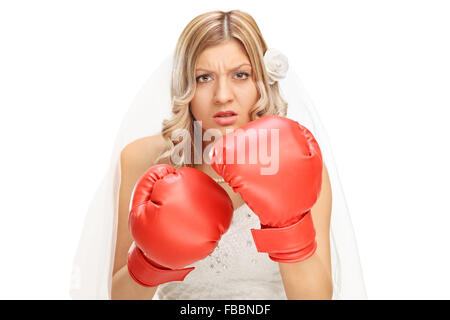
[278,165,333,300]
[111,134,167,300]
[111,265,158,300]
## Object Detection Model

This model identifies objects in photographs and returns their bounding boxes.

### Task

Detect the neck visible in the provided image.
[193,161,223,181]
[192,128,224,181]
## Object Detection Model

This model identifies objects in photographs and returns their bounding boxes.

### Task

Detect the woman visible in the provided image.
[71,9,366,300]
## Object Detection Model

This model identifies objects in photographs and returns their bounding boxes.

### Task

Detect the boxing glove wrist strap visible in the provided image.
[127,242,194,287]
[250,211,317,263]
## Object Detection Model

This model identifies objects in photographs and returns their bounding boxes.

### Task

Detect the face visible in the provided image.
[190,39,259,136]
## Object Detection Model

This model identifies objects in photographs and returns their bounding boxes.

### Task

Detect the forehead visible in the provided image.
[196,39,250,68]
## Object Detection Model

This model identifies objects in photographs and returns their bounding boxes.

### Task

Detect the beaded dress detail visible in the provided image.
[153,203,287,300]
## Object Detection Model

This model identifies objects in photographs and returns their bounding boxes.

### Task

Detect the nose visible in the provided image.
[213,76,233,105]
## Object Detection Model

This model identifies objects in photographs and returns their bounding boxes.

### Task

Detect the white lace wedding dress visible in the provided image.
[153,203,287,300]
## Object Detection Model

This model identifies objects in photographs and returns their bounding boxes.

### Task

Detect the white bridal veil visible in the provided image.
[70,52,367,300]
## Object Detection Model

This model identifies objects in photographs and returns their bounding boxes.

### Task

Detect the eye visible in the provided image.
[235,71,250,80]
[196,74,211,83]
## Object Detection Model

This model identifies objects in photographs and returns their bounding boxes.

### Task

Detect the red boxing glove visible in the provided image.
[210,115,323,263]
[127,164,233,287]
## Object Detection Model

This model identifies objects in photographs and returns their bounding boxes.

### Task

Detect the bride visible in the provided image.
[70,9,367,300]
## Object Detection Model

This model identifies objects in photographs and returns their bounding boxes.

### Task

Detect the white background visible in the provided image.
[1,0,449,299]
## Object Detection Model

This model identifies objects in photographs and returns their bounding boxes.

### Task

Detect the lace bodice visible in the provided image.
[153,204,287,300]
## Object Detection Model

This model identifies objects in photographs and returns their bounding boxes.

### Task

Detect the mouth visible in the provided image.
[213,110,238,126]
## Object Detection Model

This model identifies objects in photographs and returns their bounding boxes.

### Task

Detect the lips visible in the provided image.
[213,110,237,118]
[213,110,238,126]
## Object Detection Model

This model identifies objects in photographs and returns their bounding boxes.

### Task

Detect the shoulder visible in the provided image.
[120,133,168,169]
[113,133,168,277]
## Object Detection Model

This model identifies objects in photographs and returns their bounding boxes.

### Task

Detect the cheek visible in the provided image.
[189,91,218,130]
[190,92,209,119]
[237,83,259,111]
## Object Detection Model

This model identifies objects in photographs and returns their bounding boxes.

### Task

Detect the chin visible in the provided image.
[203,119,249,135]
[209,126,229,136]
[222,123,242,133]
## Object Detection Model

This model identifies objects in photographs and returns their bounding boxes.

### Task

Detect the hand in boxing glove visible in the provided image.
[209,115,323,263]
[127,164,233,287]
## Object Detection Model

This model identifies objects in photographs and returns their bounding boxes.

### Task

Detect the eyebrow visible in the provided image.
[195,63,252,73]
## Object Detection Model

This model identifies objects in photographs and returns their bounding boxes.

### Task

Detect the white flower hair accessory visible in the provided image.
[263,48,289,85]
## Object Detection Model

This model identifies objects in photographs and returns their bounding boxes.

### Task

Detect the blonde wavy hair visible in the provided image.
[155,9,288,168]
